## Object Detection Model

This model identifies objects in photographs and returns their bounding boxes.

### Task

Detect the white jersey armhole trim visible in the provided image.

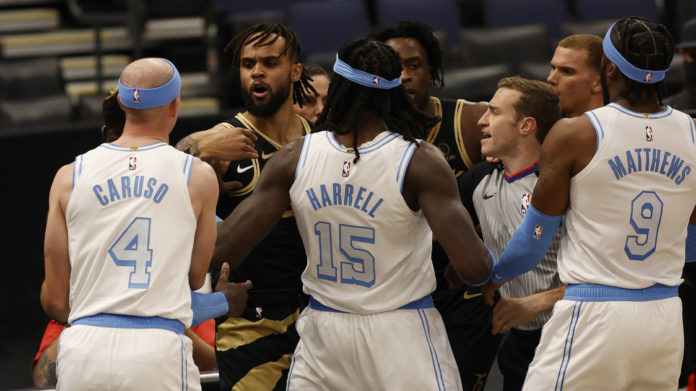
[397,142,418,192]
[72,154,84,188]
[295,133,313,181]
[585,111,604,153]
[183,154,194,186]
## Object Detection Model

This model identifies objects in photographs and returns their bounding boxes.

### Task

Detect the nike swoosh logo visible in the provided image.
[462,290,483,300]
[483,193,497,199]
[237,164,253,173]
[261,151,275,160]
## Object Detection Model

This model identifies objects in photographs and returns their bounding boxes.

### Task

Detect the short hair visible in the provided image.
[102,88,125,142]
[608,17,674,105]
[224,22,314,107]
[497,76,561,143]
[557,34,603,74]
[314,38,439,162]
[302,62,329,78]
[369,20,444,89]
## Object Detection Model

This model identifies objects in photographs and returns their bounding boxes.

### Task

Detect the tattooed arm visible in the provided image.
[32,330,62,387]
[175,123,258,161]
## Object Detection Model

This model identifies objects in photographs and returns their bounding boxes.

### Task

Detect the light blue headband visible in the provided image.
[333,53,402,89]
[603,23,668,84]
[118,58,181,109]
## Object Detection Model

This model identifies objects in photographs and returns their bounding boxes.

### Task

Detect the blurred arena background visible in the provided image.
[1,0,694,389]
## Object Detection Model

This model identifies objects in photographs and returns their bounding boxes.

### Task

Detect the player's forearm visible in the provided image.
[32,339,59,387]
[176,130,213,157]
[184,328,217,371]
[529,285,566,315]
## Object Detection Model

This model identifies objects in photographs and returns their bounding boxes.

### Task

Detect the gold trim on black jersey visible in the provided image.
[453,99,475,170]
[216,309,300,350]
[426,96,443,144]
[235,113,312,148]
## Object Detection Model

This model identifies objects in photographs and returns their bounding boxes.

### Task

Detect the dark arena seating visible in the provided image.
[2,0,693,389]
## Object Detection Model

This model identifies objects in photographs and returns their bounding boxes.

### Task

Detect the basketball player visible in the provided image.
[40,57,219,390]
[483,17,696,389]
[32,89,251,386]
[369,21,497,389]
[547,34,604,118]
[293,62,329,124]
[175,22,314,391]
[458,76,563,390]
[212,37,493,391]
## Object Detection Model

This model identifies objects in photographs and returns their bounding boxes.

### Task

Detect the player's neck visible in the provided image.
[420,95,436,117]
[333,112,387,148]
[113,123,170,147]
[242,100,303,145]
[614,97,663,114]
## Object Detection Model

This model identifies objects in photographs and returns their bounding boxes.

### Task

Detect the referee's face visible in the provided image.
[478,88,524,159]
[385,37,431,110]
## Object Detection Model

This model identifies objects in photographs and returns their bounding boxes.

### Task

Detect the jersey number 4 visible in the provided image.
[108,217,153,288]
[625,191,663,261]
[314,222,375,287]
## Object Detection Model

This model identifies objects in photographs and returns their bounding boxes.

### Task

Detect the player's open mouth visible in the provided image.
[481,131,491,140]
[405,89,416,100]
[251,83,269,99]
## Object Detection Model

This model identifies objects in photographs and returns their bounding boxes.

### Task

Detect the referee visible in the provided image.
[457,76,564,390]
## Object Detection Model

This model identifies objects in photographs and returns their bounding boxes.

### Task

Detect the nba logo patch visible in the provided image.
[644,72,653,83]
[128,156,137,170]
[645,125,653,142]
[372,77,380,85]
[520,193,531,215]
[342,161,351,177]
[133,88,140,104]
[255,307,263,319]
[532,225,543,240]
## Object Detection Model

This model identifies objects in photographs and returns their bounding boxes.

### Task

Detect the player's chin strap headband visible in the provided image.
[118,58,181,109]
[603,23,669,84]
[333,53,402,89]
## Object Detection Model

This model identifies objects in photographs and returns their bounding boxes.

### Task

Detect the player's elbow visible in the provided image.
[40,286,69,323]
[450,248,493,286]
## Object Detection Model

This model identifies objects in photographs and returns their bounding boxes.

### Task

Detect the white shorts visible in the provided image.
[287,299,462,391]
[57,322,200,391]
[523,292,683,391]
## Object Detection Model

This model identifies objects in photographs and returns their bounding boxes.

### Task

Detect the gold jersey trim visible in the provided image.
[230,353,293,391]
[425,96,443,144]
[234,113,311,148]
[453,99,475,170]
[216,309,300,351]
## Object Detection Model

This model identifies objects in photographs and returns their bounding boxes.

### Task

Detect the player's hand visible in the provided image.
[492,296,540,334]
[202,157,243,194]
[485,155,501,164]
[480,279,503,306]
[214,262,253,318]
[199,124,258,162]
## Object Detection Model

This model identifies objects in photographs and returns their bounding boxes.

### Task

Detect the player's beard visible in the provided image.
[241,79,292,118]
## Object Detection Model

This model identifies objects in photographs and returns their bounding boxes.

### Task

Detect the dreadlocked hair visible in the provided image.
[610,17,674,105]
[314,38,439,163]
[224,22,315,107]
[369,20,444,89]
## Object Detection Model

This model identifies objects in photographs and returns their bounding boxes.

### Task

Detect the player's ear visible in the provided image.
[292,62,302,83]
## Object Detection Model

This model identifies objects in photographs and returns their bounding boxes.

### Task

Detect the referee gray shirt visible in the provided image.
[459,161,561,330]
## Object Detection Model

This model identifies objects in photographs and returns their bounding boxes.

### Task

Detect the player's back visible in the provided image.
[66,142,196,326]
[561,103,696,288]
[290,131,435,314]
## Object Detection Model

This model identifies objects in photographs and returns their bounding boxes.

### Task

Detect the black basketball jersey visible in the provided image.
[218,112,311,292]
[428,97,478,281]
[425,96,476,177]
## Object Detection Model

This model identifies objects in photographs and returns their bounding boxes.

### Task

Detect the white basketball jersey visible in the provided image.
[66,142,197,326]
[560,103,696,288]
[290,131,435,314]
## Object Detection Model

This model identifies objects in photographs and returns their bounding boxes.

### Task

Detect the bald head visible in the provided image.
[120,58,174,89]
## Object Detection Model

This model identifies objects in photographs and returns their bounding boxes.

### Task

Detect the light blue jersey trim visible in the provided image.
[178,334,187,391]
[608,102,673,119]
[308,295,433,312]
[689,114,696,144]
[295,134,313,180]
[418,308,445,391]
[183,154,194,186]
[585,111,604,153]
[564,283,678,301]
[325,131,400,154]
[285,342,301,391]
[99,141,169,151]
[72,154,84,187]
[555,301,582,391]
[72,313,185,334]
[397,142,418,192]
